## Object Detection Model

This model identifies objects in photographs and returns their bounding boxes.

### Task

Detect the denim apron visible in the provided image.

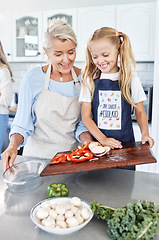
[92,76,135,170]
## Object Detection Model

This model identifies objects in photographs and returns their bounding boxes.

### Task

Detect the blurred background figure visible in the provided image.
[0,41,13,160]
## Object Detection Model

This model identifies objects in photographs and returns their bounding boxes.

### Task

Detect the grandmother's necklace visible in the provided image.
[60,72,63,82]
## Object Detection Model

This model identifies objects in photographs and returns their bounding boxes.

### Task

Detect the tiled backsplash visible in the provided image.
[10,62,154,94]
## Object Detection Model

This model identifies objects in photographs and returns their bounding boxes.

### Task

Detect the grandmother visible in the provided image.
[1,19,92,170]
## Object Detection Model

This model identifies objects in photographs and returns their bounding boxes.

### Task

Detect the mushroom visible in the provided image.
[71,197,82,207]
[36,208,49,220]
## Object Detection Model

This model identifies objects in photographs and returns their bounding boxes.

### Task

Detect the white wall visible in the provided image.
[137,0,159,173]
[150,0,159,173]
[0,0,156,16]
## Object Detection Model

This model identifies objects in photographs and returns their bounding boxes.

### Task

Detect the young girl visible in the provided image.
[80,27,154,152]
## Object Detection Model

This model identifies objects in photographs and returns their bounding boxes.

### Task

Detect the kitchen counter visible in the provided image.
[1,155,159,240]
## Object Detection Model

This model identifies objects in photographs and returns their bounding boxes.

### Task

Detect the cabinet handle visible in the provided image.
[37,52,41,55]
[7,53,11,56]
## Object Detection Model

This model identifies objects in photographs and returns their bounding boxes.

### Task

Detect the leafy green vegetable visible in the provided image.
[90,200,159,240]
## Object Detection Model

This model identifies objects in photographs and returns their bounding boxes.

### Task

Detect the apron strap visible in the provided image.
[71,68,81,95]
[44,64,81,95]
[44,63,51,90]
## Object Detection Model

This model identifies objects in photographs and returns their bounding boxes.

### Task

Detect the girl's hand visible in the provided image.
[100,137,123,149]
[142,135,154,148]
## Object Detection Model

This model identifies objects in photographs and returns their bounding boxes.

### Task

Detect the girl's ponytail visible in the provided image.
[118,32,136,106]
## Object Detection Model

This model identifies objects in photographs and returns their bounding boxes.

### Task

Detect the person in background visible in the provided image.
[79,27,154,170]
[1,19,92,171]
[0,41,13,160]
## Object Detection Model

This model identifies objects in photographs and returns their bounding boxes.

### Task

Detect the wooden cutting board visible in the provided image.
[40,141,156,176]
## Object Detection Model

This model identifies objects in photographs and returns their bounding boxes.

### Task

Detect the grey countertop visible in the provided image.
[1,155,159,240]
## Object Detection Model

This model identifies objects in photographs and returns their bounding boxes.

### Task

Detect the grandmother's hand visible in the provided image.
[1,145,18,171]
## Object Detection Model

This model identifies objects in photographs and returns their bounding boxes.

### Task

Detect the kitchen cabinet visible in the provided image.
[12,12,43,62]
[77,5,116,61]
[0,16,13,61]
[77,2,156,62]
[43,8,78,62]
[116,3,156,61]
[43,8,78,34]
[4,2,156,63]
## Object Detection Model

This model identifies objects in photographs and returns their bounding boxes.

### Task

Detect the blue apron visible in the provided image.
[92,76,135,170]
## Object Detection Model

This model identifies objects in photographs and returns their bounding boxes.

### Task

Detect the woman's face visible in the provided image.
[89,38,119,74]
[46,38,76,74]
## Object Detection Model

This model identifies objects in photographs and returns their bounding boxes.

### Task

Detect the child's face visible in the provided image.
[89,39,119,74]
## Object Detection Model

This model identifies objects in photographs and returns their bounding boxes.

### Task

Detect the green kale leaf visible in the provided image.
[90,200,159,240]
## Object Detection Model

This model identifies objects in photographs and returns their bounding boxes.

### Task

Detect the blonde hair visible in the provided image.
[82,27,136,106]
[43,19,77,53]
[0,41,13,79]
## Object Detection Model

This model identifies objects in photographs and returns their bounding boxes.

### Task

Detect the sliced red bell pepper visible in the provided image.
[49,153,67,164]
[49,142,93,164]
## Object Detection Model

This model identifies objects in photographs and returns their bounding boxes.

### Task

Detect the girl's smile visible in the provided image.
[89,39,119,74]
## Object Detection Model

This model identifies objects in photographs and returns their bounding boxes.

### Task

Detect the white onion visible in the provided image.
[89,143,111,157]
[89,142,100,150]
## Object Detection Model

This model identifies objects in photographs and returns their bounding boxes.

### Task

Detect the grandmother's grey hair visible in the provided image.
[43,19,77,53]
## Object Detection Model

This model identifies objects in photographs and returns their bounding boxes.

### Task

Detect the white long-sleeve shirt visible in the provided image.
[0,67,13,114]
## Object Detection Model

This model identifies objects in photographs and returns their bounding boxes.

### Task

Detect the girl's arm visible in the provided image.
[135,101,154,148]
[81,102,122,149]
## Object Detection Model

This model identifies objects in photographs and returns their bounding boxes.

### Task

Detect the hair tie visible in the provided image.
[118,32,123,37]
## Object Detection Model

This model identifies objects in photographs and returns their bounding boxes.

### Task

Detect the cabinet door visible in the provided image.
[43,8,77,34]
[77,6,116,61]
[12,12,43,62]
[116,3,156,61]
[0,16,12,62]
